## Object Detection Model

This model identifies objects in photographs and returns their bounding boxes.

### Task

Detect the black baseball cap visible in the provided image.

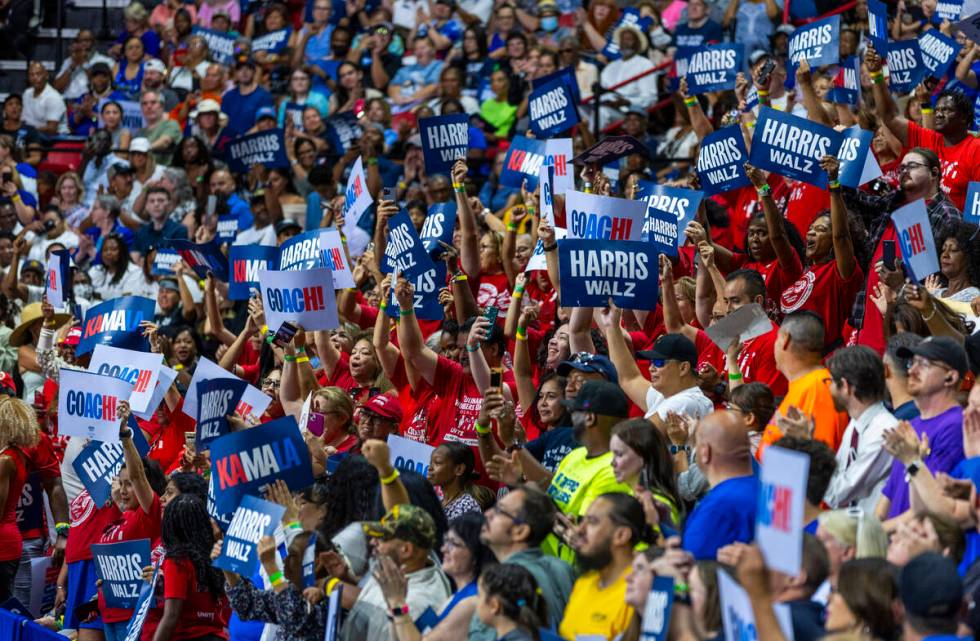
[561,380,629,418]
[90,62,112,76]
[901,552,963,619]
[637,333,698,368]
[896,336,969,378]
[275,218,302,234]
[557,352,618,383]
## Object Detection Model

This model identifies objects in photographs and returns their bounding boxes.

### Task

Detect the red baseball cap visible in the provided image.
[0,372,15,396]
[61,326,82,347]
[360,394,403,423]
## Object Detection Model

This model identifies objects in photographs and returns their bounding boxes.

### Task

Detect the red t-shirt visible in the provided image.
[19,431,61,539]
[907,120,980,210]
[737,326,788,398]
[146,401,194,475]
[855,225,896,355]
[161,557,230,640]
[784,181,830,241]
[780,260,865,349]
[99,493,163,622]
[716,174,786,251]
[694,329,725,375]
[470,271,512,313]
[731,254,804,315]
[66,491,122,564]
[0,447,28,562]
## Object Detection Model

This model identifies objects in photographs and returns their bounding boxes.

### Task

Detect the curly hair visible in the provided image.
[0,398,39,448]
[935,219,980,289]
[161,494,225,598]
[320,455,380,540]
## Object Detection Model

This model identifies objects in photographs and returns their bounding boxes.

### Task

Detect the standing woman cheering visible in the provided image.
[0,398,37,601]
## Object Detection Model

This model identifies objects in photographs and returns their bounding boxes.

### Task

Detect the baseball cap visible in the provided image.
[61,326,82,346]
[0,372,15,396]
[129,137,151,154]
[235,55,256,68]
[255,106,276,124]
[637,334,698,368]
[191,98,222,118]
[360,394,403,423]
[557,352,618,383]
[90,62,112,76]
[21,259,44,275]
[144,58,166,74]
[108,161,134,177]
[901,552,963,619]
[896,336,969,378]
[561,380,629,418]
[159,278,180,292]
[362,504,436,549]
[275,218,302,235]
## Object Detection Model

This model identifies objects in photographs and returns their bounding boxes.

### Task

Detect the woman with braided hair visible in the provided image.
[476,563,549,641]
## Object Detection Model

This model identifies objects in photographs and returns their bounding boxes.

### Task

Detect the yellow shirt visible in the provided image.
[558,568,634,640]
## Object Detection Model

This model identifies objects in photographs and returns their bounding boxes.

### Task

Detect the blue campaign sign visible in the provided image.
[251,28,290,53]
[419,114,469,175]
[531,66,581,105]
[419,202,457,258]
[641,576,675,641]
[227,129,290,174]
[196,378,249,450]
[151,248,179,276]
[72,423,150,507]
[208,474,234,532]
[528,77,579,138]
[868,0,888,51]
[278,229,322,271]
[325,111,361,154]
[919,30,961,78]
[826,56,860,105]
[192,27,235,64]
[557,239,659,310]
[15,473,43,533]
[601,8,653,60]
[91,539,151,609]
[500,136,547,190]
[122,557,160,641]
[572,135,649,166]
[229,244,278,300]
[677,43,744,95]
[388,262,447,321]
[78,296,155,356]
[213,495,285,577]
[216,214,238,243]
[749,107,844,188]
[170,238,230,281]
[302,532,318,588]
[965,182,980,224]
[695,126,751,196]
[837,126,876,189]
[209,415,314,514]
[887,41,927,94]
[382,210,436,278]
[936,0,964,21]
[637,182,704,255]
[787,14,840,68]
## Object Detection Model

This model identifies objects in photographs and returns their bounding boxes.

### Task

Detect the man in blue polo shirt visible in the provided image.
[683,410,758,559]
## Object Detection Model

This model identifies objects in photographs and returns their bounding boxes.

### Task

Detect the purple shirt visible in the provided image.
[883,405,964,518]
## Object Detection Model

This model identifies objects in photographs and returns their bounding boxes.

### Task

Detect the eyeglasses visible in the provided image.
[361,412,392,426]
[899,161,927,173]
[490,504,524,524]
[724,403,747,413]
[910,355,952,372]
[261,378,281,389]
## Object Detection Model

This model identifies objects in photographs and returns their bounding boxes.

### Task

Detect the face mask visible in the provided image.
[74,283,93,300]
[541,16,558,31]
[619,47,636,58]
[332,44,350,57]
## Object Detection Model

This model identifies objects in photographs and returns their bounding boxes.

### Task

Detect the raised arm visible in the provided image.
[821,156,856,279]
[795,60,833,127]
[394,278,439,384]
[865,44,909,147]
[746,164,797,270]
[537,217,561,296]
[453,160,482,278]
[203,274,237,346]
[596,304,650,411]
[660,254,698,343]
[679,78,714,142]
[567,305,596,354]
[119,401,155,514]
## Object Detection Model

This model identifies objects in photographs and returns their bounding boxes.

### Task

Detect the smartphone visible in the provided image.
[206,195,217,218]
[882,239,896,271]
[73,598,99,622]
[484,305,499,326]
[382,187,393,202]
[757,58,776,87]
[184,431,196,449]
[489,368,502,389]
[307,411,326,437]
[1,170,11,184]
[273,322,298,348]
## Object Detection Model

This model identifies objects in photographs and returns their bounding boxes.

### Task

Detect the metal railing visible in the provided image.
[580,59,674,140]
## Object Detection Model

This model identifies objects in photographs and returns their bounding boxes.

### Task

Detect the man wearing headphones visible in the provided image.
[875,336,967,530]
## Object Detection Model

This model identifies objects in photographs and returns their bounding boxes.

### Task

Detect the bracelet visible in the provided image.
[674,581,690,595]
[526,206,536,215]
[583,182,592,193]
[399,307,415,316]
[869,70,883,79]
[286,521,302,531]
[756,184,771,198]
[295,346,306,354]
[366,157,378,166]
[828,180,841,191]
[684,97,698,107]
[284,354,297,362]
[757,89,769,97]
[507,224,517,232]
[296,356,310,364]
[728,372,743,381]
[55,522,70,536]
[380,469,400,485]
[173,363,184,371]
[922,302,937,322]
[10,193,20,202]
[515,328,527,341]
[268,571,284,584]
[325,577,341,596]
[921,107,934,114]
[871,74,884,85]
[544,242,558,252]
[453,273,468,282]
[261,325,269,335]
[379,301,387,311]
[475,421,492,435]
[465,344,479,352]
[512,290,523,299]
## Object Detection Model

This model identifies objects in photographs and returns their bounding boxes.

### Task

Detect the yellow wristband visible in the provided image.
[296,356,310,364]
[326,577,340,596]
[921,107,934,114]
[261,325,269,335]
[512,291,522,299]
[381,469,400,485]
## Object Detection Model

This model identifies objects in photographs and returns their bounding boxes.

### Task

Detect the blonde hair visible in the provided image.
[313,387,355,431]
[818,509,888,559]
[55,172,85,205]
[0,398,40,448]
[675,276,696,304]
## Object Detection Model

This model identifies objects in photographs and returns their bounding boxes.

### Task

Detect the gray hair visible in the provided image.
[94,194,122,219]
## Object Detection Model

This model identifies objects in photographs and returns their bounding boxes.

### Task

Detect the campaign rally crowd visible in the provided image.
[9,0,980,639]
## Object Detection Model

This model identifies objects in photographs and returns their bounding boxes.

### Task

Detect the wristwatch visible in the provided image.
[389,604,410,618]
[669,444,691,455]
[905,460,922,481]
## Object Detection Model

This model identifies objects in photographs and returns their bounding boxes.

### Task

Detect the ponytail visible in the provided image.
[480,564,549,640]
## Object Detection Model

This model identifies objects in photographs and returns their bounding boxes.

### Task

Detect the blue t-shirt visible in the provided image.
[890,400,920,422]
[227,193,254,231]
[391,60,444,101]
[683,475,759,560]
[526,427,577,473]
[221,86,275,136]
[673,20,724,48]
[952,457,980,575]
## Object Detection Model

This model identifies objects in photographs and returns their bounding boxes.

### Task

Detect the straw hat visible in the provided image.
[612,23,649,55]
[10,303,70,347]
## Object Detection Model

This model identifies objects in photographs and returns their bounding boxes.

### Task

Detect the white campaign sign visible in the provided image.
[705,304,773,352]
[258,267,340,332]
[565,191,645,241]
[756,446,809,576]
[718,569,795,641]
[388,434,435,477]
[89,345,163,414]
[545,138,574,194]
[45,253,66,309]
[891,199,940,282]
[525,227,567,272]
[319,229,356,289]
[133,365,177,421]
[539,164,556,227]
[343,157,373,256]
[58,369,135,442]
[181,357,271,421]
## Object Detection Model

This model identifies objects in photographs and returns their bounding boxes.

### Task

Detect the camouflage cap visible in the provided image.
[362,504,436,550]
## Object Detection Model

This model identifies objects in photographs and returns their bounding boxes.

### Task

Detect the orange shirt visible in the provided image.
[757,367,848,460]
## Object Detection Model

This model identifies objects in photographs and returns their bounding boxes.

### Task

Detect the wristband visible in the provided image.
[266,333,276,345]
[295,346,306,354]
[871,73,884,85]
[268,571,284,584]
[828,180,841,190]
[474,421,492,435]
[515,328,527,341]
[379,301,388,311]
[453,183,466,193]
[399,307,415,316]
[507,224,517,232]
[511,290,522,299]
[380,469,400,485]
[55,522,70,536]
[757,89,769,97]
[466,344,479,352]
[526,206,536,215]
[366,157,378,166]
[10,193,20,202]
[284,354,297,362]
[583,182,592,193]
[544,242,558,252]
[286,521,302,531]
[261,325,269,335]
[869,70,883,79]
[756,184,771,198]
[173,363,184,371]
[296,356,310,364]
[515,286,525,295]
[728,372,743,381]
[684,97,698,107]
[453,273,468,282]
[921,107,934,114]
[325,577,341,596]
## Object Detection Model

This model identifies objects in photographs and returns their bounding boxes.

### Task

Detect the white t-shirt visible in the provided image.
[22,84,67,131]
[235,224,276,247]
[56,53,115,100]
[25,228,81,262]
[644,384,714,421]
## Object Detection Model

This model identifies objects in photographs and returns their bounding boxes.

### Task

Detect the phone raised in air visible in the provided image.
[484,305,499,326]
[489,368,502,389]
[272,322,298,348]
[882,239,896,271]
[757,58,776,88]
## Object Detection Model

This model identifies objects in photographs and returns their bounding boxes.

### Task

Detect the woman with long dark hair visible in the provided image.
[152,494,229,641]
[475,564,548,641]
[824,558,900,641]
[926,219,980,303]
[427,442,487,519]
[170,135,213,203]
[89,233,145,300]
[610,419,683,530]
[328,62,382,115]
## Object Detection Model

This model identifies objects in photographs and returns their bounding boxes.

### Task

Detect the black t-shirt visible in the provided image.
[0,120,41,150]
[360,51,403,90]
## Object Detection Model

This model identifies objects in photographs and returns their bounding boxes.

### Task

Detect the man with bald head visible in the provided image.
[682,410,759,560]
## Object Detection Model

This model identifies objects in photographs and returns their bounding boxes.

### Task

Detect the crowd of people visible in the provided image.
[2,0,980,639]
